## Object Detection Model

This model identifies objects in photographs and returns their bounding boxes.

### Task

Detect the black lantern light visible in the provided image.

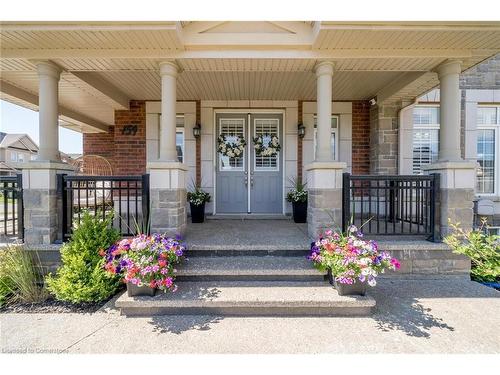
[193,123,201,138]
[297,123,305,138]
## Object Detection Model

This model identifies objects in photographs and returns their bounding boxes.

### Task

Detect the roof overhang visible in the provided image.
[1,21,499,132]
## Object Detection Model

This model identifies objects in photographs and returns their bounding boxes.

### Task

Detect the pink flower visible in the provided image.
[390,258,401,269]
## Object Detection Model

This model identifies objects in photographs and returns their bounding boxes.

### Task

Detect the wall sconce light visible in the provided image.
[297,123,305,138]
[193,123,201,138]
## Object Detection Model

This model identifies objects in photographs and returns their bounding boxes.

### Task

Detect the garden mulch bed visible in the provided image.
[0,294,117,314]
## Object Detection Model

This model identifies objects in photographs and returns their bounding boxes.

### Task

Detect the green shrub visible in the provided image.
[444,220,500,282]
[46,210,121,303]
[0,244,47,306]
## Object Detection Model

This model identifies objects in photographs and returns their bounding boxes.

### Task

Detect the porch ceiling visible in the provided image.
[1,21,499,133]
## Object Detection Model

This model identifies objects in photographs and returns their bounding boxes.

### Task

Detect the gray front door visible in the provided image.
[216,112,283,214]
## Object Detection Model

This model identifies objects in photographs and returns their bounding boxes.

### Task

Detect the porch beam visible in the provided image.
[376,71,428,104]
[70,71,131,110]
[0,79,110,133]
[2,48,496,60]
[0,22,178,31]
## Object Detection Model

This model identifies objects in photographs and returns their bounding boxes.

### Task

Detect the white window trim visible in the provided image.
[313,115,340,161]
[253,118,280,172]
[476,104,500,197]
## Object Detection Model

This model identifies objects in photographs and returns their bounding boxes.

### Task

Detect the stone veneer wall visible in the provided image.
[83,100,146,175]
[369,103,399,175]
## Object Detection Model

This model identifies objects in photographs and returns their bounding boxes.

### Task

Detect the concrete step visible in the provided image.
[176,256,324,281]
[187,244,310,257]
[115,281,376,317]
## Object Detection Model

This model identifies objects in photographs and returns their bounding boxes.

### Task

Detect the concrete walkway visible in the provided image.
[1,279,499,354]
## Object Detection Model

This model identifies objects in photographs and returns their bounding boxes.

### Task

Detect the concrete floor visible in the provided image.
[185,218,310,249]
[1,279,499,354]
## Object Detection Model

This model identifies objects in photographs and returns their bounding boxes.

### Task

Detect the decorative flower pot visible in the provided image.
[327,269,367,296]
[292,201,307,223]
[190,202,206,223]
[127,283,156,297]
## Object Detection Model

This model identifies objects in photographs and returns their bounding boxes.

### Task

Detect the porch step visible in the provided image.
[187,244,310,257]
[115,281,376,317]
[176,256,324,281]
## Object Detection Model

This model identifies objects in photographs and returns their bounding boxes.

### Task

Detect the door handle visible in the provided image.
[250,176,254,187]
[244,176,248,186]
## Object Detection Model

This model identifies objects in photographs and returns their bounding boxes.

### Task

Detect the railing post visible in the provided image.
[389,180,396,223]
[342,172,351,232]
[57,174,67,242]
[16,173,24,240]
[141,174,150,235]
[428,173,440,242]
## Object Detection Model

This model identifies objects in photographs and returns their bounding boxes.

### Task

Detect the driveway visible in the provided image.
[1,279,499,354]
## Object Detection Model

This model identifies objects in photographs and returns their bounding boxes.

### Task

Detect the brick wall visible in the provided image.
[351,100,370,175]
[82,100,146,176]
[82,126,115,172]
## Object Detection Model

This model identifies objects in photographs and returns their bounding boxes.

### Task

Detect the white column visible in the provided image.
[315,61,334,162]
[435,60,462,162]
[159,61,178,161]
[36,61,62,161]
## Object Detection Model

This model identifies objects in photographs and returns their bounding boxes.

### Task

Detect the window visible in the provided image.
[176,116,184,163]
[10,152,17,162]
[477,106,500,195]
[313,116,339,160]
[412,106,440,175]
[18,153,24,162]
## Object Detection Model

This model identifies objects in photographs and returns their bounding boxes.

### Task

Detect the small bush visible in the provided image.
[0,244,47,306]
[444,220,500,283]
[46,210,121,303]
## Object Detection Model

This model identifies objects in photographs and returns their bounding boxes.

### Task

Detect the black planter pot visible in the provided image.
[292,201,307,223]
[127,283,156,297]
[327,269,367,296]
[190,202,206,223]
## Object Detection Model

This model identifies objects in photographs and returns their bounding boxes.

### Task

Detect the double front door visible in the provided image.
[216,113,283,214]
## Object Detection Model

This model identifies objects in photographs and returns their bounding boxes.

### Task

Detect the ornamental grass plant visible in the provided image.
[0,244,47,307]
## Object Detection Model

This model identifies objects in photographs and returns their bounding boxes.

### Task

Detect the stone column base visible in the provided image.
[423,161,477,237]
[21,161,75,245]
[147,161,188,236]
[305,162,347,239]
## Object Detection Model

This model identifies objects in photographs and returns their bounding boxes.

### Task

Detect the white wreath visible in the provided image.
[253,134,281,157]
[217,135,246,158]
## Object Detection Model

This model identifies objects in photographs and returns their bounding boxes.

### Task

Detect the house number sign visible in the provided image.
[121,125,138,136]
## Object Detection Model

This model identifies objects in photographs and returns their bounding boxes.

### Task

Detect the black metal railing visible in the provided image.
[342,173,439,241]
[59,174,150,240]
[0,174,23,240]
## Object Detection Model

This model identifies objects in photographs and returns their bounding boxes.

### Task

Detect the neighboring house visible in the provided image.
[0,132,38,175]
[399,54,500,224]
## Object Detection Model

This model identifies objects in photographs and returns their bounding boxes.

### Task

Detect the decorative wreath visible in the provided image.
[217,135,246,158]
[253,134,281,157]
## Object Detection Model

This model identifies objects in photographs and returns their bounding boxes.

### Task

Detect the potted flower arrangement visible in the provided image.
[102,233,186,297]
[309,225,400,295]
[286,177,308,223]
[187,184,211,223]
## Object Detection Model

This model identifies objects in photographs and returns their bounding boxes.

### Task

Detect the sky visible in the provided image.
[0,99,83,154]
